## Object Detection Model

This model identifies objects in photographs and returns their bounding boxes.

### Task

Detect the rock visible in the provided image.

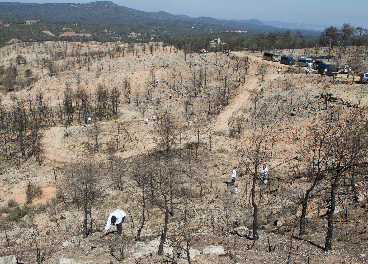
[202,245,225,255]
[357,193,366,202]
[132,238,173,259]
[234,226,249,232]
[0,255,17,264]
[294,154,303,161]
[274,218,284,227]
[62,241,75,247]
[234,226,250,236]
[59,258,90,264]
[180,248,201,260]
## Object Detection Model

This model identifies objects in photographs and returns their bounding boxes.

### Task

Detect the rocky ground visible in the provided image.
[0,42,367,263]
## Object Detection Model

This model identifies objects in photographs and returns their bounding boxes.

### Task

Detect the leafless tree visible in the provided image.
[322,108,368,250]
[63,85,74,125]
[236,93,284,241]
[64,157,103,238]
[299,125,330,236]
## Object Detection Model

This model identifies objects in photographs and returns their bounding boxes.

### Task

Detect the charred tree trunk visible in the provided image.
[300,177,319,235]
[325,180,337,251]
[83,195,88,238]
[252,164,259,240]
[136,185,146,241]
[325,172,343,251]
[158,204,169,255]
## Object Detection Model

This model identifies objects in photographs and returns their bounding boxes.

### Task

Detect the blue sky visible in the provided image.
[3,0,368,27]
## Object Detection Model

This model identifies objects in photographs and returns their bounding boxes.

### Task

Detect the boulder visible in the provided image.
[0,255,17,264]
[357,193,367,202]
[234,226,250,236]
[202,245,225,255]
[59,258,90,264]
[274,218,284,227]
[62,241,75,247]
[132,238,173,259]
[180,248,201,260]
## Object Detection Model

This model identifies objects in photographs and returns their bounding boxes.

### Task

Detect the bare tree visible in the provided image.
[153,111,183,254]
[63,85,74,125]
[64,158,103,238]
[299,125,330,236]
[237,107,273,240]
[323,109,368,250]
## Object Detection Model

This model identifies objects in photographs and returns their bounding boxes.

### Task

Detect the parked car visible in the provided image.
[271,54,280,62]
[297,57,313,67]
[318,63,338,76]
[360,73,368,83]
[223,49,230,54]
[263,52,274,61]
[314,60,324,70]
[280,55,295,65]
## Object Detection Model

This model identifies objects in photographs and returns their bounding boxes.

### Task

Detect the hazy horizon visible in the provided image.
[1,0,367,28]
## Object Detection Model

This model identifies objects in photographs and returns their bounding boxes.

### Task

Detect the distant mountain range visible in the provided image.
[0,1,322,36]
[232,19,327,32]
[262,21,328,32]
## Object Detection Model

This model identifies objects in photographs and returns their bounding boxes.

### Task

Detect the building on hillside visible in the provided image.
[24,20,38,24]
[128,32,142,38]
[230,30,247,34]
[209,38,222,47]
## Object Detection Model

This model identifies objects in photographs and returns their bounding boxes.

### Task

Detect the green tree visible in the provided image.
[324,26,339,47]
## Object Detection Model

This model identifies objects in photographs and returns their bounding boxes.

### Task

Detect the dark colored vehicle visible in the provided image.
[314,60,324,70]
[318,63,338,76]
[297,57,313,67]
[263,52,280,62]
[263,52,274,61]
[280,55,295,65]
[360,73,368,83]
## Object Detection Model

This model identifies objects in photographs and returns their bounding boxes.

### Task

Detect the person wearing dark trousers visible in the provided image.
[104,209,126,235]
[232,167,237,183]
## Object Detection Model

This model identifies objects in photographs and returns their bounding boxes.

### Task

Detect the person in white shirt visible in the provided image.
[232,167,237,183]
[104,209,126,235]
[262,165,268,181]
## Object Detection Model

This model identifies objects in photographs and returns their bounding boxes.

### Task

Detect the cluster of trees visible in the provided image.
[321,23,368,47]
[235,85,368,252]
[298,107,368,250]
[60,110,208,262]
[166,31,319,53]
[0,64,37,92]
[59,92,368,258]
[61,84,121,126]
[0,83,121,165]
[0,94,51,164]
[168,24,368,54]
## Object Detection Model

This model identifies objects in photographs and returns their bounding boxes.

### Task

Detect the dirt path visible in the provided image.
[211,52,270,133]
[212,77,258,132]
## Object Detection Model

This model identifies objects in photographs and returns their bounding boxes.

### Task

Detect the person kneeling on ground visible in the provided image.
[104,209,126,235]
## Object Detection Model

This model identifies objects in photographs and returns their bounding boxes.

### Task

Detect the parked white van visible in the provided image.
[297,57,313,67]
[360,73,368,83]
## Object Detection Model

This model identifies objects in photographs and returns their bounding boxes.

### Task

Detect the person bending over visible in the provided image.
[104,209,126,235]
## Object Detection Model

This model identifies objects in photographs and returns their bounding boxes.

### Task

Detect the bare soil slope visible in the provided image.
[0,42,367,263]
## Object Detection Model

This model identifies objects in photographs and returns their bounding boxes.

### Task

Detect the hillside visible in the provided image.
[0,42,367,263]
[0,1,319,35]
